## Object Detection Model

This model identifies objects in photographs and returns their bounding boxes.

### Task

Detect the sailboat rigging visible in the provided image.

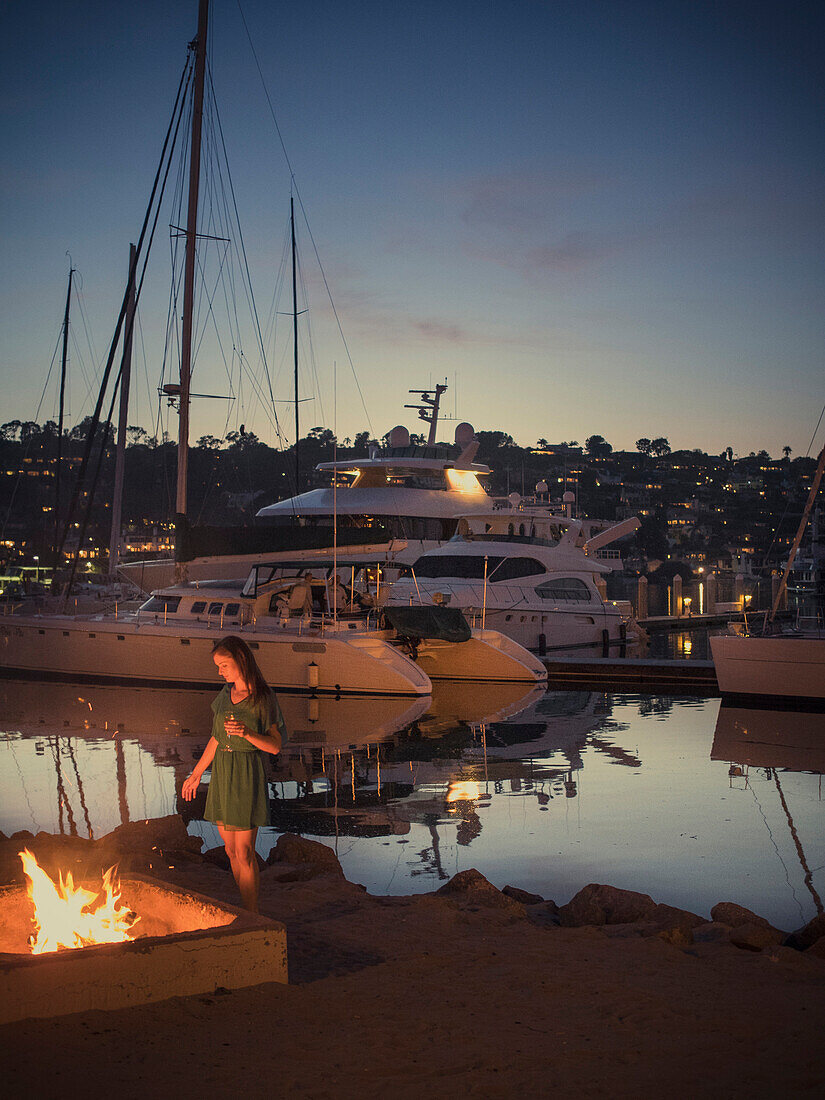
[53,262,74,571]
[173,0,209,579]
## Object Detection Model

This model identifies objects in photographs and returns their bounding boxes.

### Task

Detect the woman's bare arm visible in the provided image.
[225,720,282,756]
[181,737,218,800]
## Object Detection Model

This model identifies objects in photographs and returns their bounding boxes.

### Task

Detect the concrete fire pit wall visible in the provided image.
[0,875,287,1024]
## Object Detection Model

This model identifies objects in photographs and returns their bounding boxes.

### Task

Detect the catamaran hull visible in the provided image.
[710,634,825,705]
[413,629,548,683]
[0,617,432,697]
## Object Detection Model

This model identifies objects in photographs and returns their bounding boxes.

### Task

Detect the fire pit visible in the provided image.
[0,873,287,1024]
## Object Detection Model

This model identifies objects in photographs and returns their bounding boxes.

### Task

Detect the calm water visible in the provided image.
[1,677,823,932]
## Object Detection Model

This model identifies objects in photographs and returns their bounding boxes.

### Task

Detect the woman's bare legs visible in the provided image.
[218,825,260,912]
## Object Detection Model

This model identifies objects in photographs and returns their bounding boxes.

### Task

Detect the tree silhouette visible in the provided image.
[650,437,671,457]
[585,434,613,457]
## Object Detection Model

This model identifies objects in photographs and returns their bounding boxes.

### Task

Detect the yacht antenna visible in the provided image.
[404,382,447,445]
[53,261,74,569]
[174,0,208,575]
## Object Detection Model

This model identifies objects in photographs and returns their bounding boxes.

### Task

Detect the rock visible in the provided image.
[201,847,231,870]
[729,922,785,952]
[651,903,704,930]
[267,833,344,877]
[558,883,658,928]
[524,901,560,928]
[503,885,544,905]
[693,921,734,944]
[599,921,659,939]
[786,913,825,952]
[710,902,775,930]
[262,862,313,882]
[658,925,695,947]
[805,938,825,961]
[437,869,524,911]
[103,815,200,856]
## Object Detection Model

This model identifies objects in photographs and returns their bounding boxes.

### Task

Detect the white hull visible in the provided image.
[0,616,432,697]
[390,588,626,652]
[469,605,625,652]
[415,629,548,683]
[710,633,825,703]
[0,614,545,695]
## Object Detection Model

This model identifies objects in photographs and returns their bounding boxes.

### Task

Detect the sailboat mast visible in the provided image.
[175,0,209,529]
[770,443,825,622]
[108,243,136,578]
[53,263,74,569]
[291,195,299,490]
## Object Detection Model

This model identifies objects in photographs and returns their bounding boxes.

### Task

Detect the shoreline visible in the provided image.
[2,819,825,1097]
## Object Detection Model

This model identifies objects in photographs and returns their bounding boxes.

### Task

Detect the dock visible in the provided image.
[544,656,718,694]
[639,613,743,631]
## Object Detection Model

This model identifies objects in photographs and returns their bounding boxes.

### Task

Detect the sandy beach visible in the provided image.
[2,819,825,1099]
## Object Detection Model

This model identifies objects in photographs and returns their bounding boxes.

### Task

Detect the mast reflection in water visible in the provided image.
[1,679,823,932]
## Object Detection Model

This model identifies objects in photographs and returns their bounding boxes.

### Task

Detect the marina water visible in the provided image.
[2,677,823,933]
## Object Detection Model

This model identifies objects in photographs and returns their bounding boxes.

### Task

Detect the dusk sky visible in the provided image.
[2,0,823,459]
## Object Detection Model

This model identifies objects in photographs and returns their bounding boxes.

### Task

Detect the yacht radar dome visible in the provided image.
[508,492,522,507]
[388,425,411,448]
[454,422,475,447]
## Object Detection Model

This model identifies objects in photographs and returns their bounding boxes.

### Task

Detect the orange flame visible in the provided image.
[19,849,139,954]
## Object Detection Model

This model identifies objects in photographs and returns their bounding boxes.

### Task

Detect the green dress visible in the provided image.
[204,686,285,830]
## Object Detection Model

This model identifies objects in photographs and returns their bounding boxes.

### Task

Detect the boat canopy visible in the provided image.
[383,605,472,642]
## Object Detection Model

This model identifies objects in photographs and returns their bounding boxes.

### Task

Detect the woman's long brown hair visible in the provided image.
[212,635,269,703]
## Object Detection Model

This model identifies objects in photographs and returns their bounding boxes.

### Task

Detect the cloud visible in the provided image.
[455,169,607,234]
[523,231,628,274]
[410,319,469,343]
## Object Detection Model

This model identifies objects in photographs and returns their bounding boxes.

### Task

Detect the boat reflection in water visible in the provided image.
[3,680,824,930]
[711,704,825,775]
[711,704,825,922]
[0,679,434,841]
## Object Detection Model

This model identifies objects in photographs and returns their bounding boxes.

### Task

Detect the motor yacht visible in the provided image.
[384,503,641,653]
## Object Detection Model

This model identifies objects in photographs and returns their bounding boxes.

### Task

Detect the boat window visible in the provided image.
[411,555,545,581]
[491,557,546,581]
[412,555,495,579]
[208,602,223,616]
[191,601,207,614]
[139,596,181,614]
[535,578,593,602]
[225,603,240,616]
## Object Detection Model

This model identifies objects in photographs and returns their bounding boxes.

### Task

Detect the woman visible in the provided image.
[182,636,285,912]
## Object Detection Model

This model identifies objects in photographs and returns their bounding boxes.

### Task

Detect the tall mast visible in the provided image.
[53,263,74,569]
[770,443,825,623]
[175,0,208,542]
[108,243,136,578]
[291,194,299,490]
